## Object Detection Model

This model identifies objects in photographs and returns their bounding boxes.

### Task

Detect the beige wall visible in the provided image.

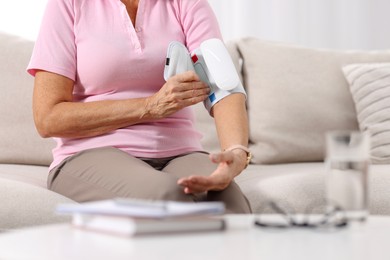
[209,0,390,50]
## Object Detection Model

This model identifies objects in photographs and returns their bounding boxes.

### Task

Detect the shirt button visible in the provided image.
[135,27,142,32]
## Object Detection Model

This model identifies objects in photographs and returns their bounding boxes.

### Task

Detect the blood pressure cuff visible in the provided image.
[164,41,246,114]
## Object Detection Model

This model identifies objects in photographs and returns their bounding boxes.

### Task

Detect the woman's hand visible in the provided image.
[177,149,247,194]
[145,71,210,118]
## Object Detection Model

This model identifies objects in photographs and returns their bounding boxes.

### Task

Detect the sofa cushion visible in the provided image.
[237,38,390,164]
[342,63,390,164]
[0,178,75,231]
[0,32,55,166]
[235,163,390,215]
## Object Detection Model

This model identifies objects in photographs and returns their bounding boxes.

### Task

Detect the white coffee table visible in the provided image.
[1,215,390,260]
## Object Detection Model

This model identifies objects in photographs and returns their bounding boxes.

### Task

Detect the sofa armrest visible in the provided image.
[0,178,76,231]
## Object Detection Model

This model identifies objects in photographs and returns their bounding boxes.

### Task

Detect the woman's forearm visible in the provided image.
[39,98,152,138]
[177,93,249,193]
[212,93,249,149]
[212,93,249,173]
[33,71,156,138]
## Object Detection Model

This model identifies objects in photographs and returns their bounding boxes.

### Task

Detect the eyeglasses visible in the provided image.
[254,200,348,229]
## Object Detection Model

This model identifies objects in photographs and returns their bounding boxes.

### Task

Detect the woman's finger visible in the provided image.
[178,176,214,194]
[178,81,209,92]
[176,85,210,100]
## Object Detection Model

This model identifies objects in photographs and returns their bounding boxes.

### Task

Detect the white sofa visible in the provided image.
[1,32,390,231]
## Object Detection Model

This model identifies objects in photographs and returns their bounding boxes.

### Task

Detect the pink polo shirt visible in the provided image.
[27,0,222,170]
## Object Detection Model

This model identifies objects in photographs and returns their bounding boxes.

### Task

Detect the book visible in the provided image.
[71,214,226,237]
[56,198,225,219]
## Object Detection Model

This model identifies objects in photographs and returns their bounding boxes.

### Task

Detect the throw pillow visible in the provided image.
[237,37,390,164]
[342,63,390,164]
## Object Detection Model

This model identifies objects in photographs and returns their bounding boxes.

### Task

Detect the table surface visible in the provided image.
[1,215,390,260]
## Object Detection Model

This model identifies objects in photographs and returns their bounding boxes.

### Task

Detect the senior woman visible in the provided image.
[27,0,252,213]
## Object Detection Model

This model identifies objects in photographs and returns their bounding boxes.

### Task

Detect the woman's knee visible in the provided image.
[208,182,252,214]
[150,178,194,202]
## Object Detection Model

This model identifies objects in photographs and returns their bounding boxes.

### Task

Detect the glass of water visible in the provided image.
[325,131,370,221]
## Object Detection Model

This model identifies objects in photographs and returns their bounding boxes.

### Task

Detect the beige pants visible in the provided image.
[48,147,251,214]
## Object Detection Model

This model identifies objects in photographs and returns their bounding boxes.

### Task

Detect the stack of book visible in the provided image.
[56,198,226,237]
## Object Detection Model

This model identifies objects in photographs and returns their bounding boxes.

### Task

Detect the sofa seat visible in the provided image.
[237,163,390,215]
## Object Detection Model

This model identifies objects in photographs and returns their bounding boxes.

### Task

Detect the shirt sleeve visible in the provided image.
[27,0,76,81]
[180,0,223,52]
